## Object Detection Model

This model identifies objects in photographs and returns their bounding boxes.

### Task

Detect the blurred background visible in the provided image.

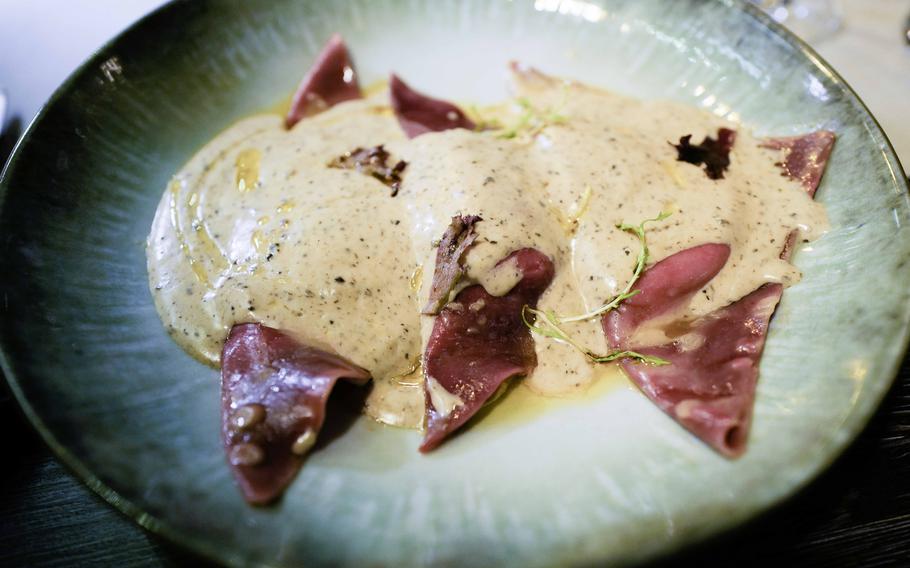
[0,0,904,167]
[0,1,908,566]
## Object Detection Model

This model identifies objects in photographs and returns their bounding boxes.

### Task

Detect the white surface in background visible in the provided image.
[0,0,166,131]
[0,0,906,168]
[813,0,910,170]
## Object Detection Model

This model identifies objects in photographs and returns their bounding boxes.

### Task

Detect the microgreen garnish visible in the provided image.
[496,97,567,140]
[521,211,672,366]
[521,306,669,366]
[559,211,671,323]
[468,85,569,140]
[467,105,505,132]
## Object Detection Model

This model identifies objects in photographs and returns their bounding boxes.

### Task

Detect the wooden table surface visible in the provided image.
[2,1,909,566]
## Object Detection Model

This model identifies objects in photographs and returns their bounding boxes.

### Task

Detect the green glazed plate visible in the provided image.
[1,0,908,566]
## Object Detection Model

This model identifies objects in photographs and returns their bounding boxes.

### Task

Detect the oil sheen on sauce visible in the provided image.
[147,75,828,430]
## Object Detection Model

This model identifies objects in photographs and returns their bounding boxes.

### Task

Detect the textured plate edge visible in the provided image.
[0,2,255,566]
[0,0,907,566]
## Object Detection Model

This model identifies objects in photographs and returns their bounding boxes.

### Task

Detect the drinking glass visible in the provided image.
[751,0,842,43]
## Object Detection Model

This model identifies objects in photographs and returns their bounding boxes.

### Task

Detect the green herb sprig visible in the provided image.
[522,305,668,366]
[559,211,671,323]
[497,97,567,140]
[467,104,505,132]
[521,211,672,366]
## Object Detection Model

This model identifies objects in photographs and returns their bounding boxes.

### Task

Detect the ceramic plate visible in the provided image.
[2,0,909,566]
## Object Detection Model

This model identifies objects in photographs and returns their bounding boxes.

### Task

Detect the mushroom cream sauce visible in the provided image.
[147,73,828,430]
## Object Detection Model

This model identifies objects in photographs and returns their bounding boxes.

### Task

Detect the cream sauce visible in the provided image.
[426,376,466,418]
[147,76,827,429]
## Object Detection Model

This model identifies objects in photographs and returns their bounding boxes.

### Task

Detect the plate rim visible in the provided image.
[0,0,908,566]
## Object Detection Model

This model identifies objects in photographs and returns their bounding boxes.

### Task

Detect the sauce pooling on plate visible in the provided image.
[147,68,828,432]
[148,36,835,503]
